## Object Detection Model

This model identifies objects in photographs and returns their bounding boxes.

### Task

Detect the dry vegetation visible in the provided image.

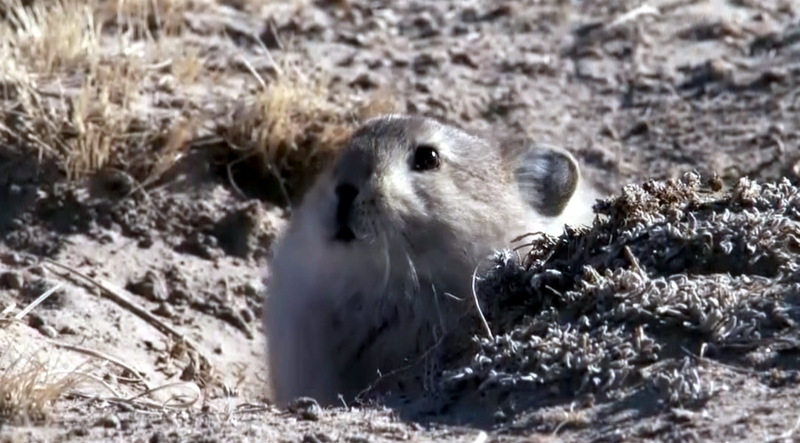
[2,0,798,440]
[0,289,79,426]
[0,346,78,426]
[0,0,370,203]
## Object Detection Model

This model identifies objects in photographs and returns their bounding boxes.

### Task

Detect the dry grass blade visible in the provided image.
[1,303,17,318]
[14,282,64,321]
[471,263,494,340]
[44,339,153,391]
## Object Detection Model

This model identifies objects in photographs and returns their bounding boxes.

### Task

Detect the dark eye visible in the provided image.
[412,145,440,171]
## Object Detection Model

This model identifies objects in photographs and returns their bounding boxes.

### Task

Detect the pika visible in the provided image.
[264,114,596,407]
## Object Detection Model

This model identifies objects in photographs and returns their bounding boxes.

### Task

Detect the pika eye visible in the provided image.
[412,145,441,172]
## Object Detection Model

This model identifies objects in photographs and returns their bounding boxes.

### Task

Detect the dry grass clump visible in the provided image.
[217,55,355,205]
[1,0,102,76]
[0,286,79,426]
[0,346,79,426]
[0,0,184,182]
[0,0,366,197]
[95,0,198,37]
[390,173,800,425]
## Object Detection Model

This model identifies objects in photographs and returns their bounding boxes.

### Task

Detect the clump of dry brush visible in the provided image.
[437,172,800,416]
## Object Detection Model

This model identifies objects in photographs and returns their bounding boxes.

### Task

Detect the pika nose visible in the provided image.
[335,183,359,205]
[334,183,359,242]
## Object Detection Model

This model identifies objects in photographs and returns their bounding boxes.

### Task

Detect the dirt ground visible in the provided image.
[1,0,799,442]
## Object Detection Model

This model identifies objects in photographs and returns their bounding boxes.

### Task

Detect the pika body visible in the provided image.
[263,114,597,406]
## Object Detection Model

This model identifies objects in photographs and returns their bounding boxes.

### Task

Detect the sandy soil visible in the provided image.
[1,0,799,442]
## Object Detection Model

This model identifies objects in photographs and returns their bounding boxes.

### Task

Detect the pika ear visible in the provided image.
[504,142,580,217]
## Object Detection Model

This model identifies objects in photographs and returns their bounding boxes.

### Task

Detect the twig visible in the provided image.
[225,151,254,200]
[1,302,17,317]
[234,403,271,414]
[607,4,659,29]
[43,259,213,372]
[15,282,64,320]
[45,339,152,390]
[67,373,200,412]
[238,54,268,91]
[624,245,645,274]
[471,264,494,341]
[123,380,201,410]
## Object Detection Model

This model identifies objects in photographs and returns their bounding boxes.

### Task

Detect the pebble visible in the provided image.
[1,252,23,266]
[127,271,168,302]
[153,302,175,318]
[0,271,24,290]
[288,397,321,421]
[349,71,380,89]
[97,415,121,429]
[240,307,255,323]
[37,324,58,338]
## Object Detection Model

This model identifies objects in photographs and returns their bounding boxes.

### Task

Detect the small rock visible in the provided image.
[97,415,121,429]
[287,397,321,421]
[0,271,24,290]
[414,81,431,93]
[392,53,410,67]
[126,271,168,302]
[152,302,175,319]
[349,71,379,89]
[179,361,197,382]
[240,307,254,323]
[450,50,479,69]
[178,234,221,260]
[411,12,440,38]
[337,31,367,47]
[483,4,513,21]
[59,325,78,335]
[28,313,46,328]
[68,427,90,437]
[412,52,441,75]
[98,233,114,244]
[218,308,252,338]
[168,287,193,305]
[365,58,384,70]
[28,266,48,278]
[238,281,260,298]
[670,407,696,423]
[137,236,154,249]
[92,169,136,198]
[1,252,23,266]
[37,324,58,338]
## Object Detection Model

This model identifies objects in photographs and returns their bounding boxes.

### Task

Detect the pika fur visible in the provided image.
[264,114,596,407]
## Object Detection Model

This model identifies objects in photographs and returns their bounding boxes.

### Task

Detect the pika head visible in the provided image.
[264,114,587,406]
[312,114,579,259]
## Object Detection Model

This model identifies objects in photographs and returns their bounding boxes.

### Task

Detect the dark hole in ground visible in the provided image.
[209,149,287,204]
[208,143,335,208]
